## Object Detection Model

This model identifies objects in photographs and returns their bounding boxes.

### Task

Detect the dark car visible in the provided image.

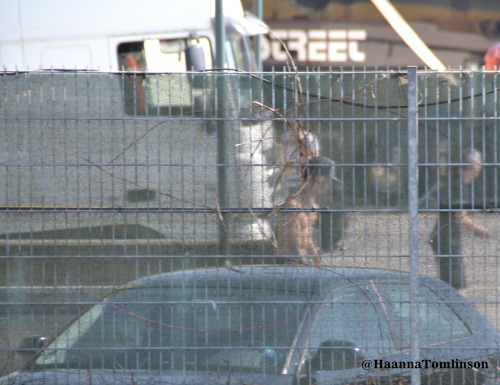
[2,266,499,384]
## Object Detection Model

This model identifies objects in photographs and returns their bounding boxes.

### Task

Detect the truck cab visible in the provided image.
[0,0,267,71]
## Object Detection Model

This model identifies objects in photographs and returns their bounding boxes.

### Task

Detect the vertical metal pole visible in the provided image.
[215,0,225,69]
[216,73,229,256]
[254,0,263,71]
[407,66,420,385]
[215,0,229,255]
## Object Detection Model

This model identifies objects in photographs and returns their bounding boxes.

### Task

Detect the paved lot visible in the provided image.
[328,212,500,329]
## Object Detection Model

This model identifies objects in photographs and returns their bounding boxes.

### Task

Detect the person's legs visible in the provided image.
[438,255,465,290]
[432,213,465,290]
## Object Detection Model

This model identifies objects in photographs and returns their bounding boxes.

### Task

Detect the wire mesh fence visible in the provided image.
[0,68,499,384]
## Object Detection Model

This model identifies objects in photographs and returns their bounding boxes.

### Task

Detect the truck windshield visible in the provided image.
[227,35,258,71]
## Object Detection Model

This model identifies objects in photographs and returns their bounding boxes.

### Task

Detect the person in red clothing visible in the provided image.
[121,51,146,114]
[484,42,500,70]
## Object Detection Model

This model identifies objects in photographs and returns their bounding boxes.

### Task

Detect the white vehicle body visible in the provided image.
[0,0,276,257]
[0,0,267,71]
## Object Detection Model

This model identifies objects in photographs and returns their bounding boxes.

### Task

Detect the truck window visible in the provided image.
[228,36,257,71]
[118,42,146,71]
[144,38,212,72]
[117,38,213,72]
[118,38,213,114]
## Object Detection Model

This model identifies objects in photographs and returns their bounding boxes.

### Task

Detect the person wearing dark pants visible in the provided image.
[430,148,490,290]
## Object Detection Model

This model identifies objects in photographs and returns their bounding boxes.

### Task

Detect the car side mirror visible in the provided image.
[17,336,48,359]
[310,339,363,371]
[185,44,206,72]
[296,339,364,385]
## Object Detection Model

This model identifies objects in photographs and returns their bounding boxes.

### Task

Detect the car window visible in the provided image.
[304,283,395,372]
[34,286,308,373]
[302,281,472,375]
[378,283,472,347]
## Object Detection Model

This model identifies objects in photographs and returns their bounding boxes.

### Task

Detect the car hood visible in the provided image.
[0,369,293,385]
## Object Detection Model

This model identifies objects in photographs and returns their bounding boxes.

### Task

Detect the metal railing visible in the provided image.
[0,68,498,383]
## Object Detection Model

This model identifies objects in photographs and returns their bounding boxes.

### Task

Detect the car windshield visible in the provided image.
[31,278,474,375]
[33,285,308,373]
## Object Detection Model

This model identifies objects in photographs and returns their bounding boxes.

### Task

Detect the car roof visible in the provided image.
[118,265,427,294]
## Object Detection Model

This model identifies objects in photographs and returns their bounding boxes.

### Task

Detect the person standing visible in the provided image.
[484,42,500,70]
[430,148,490,290]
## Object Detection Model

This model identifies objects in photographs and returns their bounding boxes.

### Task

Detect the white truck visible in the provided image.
[0,0,267,71]
[0,0,279,267]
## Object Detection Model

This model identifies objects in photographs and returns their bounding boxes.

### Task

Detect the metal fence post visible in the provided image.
[407,66,420,385]
[254,0,263,71]
[216,74,230,255]
[215,0,230,255]
[215,0,225,70]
